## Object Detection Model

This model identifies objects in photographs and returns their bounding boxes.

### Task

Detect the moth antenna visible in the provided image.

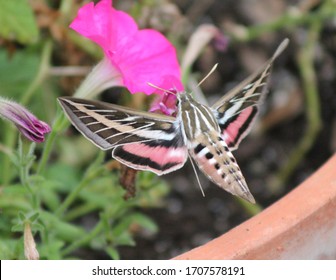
[147,83,176,95]
[188,155,205,197]
[197,63,218,87]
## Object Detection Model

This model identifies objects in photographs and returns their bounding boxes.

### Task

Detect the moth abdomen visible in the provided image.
[190,132,255,203]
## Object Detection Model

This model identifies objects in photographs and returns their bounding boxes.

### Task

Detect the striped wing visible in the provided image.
[212,39,289,150]
[58,97,188,175]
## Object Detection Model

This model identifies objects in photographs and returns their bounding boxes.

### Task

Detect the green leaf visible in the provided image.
[39,186,61,212]
[45,163,81,189]
[106,247,120,260]
[28,212,40,223]
[0,185,31,213]
[39,211,86,242]
[0,238,23,259]
[39,239,64,260]
[32,223,44,232]
[18,211,25,222]
[0,0,39,44]
[114,232,135,246]
[112,212,157,238]
[0,49,40,97]
[11,224,23,232]
[128,213,158,233]
[0,215,14,237]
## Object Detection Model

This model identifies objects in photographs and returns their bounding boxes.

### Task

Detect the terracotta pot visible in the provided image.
[174,154,336,259]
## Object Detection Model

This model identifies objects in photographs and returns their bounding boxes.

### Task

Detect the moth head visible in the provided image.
[176,91,194,109]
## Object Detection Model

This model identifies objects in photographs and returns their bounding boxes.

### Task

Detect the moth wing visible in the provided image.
[112,137,188,175]
[58,97,188,175]
[212,39,289,150]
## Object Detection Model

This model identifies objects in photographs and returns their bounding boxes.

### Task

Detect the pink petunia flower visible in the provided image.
[148,75,183,116]
[149,90,177,116]
[70,0,183,99]
[0,97,51,143]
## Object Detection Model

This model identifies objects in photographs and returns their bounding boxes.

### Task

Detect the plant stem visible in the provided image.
[21,41,53,106]
[0,126,16,184]
[37,110,68,175]
[64,203,99,221]
[272,18,322,190]
[55,164,104,217]
[55,179,88,218]
[230,4,334,42]
[18,139,40,209]
[61,219,105,256]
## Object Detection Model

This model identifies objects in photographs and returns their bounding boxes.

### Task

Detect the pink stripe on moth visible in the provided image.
[223,107,253,145]
[122,143,187,165]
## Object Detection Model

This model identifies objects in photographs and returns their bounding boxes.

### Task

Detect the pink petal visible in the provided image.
[149,75,183,116]
[113,29,182,94]
[70,0,184,96]
[149,92,177,116]
[156,75,184,93]
[70,0,138,53]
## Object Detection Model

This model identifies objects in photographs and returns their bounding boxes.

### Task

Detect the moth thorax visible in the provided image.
[177,92,197,111]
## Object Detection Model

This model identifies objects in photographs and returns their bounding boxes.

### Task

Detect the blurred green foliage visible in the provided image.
[0,0,169,260]
[0,0,39,44]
